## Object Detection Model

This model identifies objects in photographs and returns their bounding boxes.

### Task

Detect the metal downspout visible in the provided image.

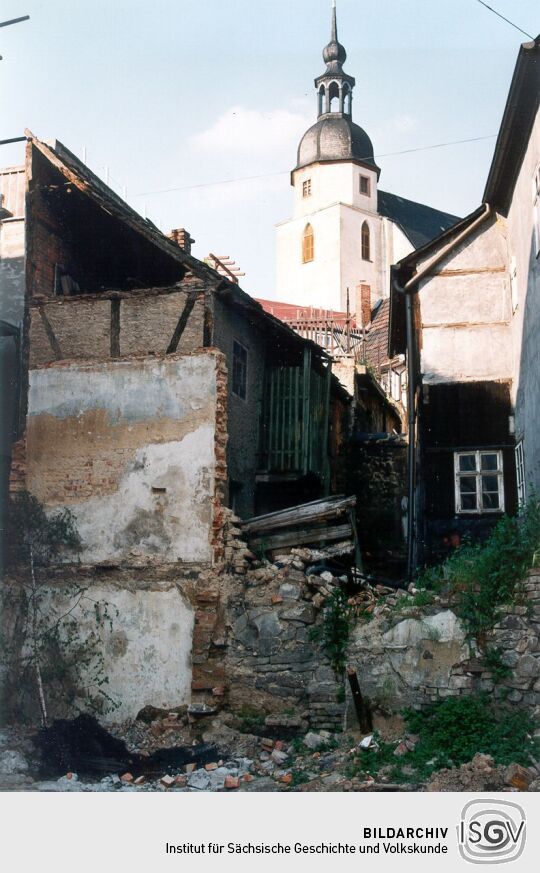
[405,293,416,581]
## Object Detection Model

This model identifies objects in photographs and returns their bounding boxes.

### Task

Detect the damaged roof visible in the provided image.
[26,132,222,286]
[377,189,460,249]
[26,132,340,369]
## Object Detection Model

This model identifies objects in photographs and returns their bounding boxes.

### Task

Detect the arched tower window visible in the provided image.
[361,221,371,261]
[302,224,314,263]
[341,84,350,114]
[328,81,340,113]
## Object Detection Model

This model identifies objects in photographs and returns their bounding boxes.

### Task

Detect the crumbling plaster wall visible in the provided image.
[47,580,195,724]
[25,351,221,564]
[347,568,540,713]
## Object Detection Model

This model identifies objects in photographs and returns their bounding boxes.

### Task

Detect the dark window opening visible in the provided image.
[232,340,248,400]
[359,175,370,196]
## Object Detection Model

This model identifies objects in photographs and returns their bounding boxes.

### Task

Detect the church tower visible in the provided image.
[276,2,383,315]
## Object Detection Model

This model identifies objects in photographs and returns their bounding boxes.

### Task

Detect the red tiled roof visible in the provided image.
[255,298,357,327]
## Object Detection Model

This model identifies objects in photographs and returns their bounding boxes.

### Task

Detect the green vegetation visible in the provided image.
[3,491,119,723]
[482,645,512,683]
[288,767,311,787]
[309,588,355,676]
[235,705,266,735]
[417,497,540,641]
[347,695,538,784]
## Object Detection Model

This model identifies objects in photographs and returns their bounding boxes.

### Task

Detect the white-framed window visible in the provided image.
[515,440,526,507]
[302,179,312,198]
[454,450,505,514]
[533,165,540,258]
[359,175,370,196]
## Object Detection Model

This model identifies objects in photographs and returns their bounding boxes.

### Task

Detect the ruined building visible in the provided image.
[0,133,351,720]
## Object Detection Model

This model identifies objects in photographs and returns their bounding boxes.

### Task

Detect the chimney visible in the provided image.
[358,283,372,327]
[168,228,195,255]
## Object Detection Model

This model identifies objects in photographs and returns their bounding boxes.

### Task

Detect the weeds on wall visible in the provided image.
[417,497,540,643]
[309,588,356,677]
[2,491,119,724]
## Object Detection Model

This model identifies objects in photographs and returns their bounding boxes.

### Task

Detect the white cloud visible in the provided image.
[190,105,312,158]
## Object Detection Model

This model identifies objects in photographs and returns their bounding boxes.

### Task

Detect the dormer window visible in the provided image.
[359,175,370,196]
[302,179,312,198]
[302,224,314,263]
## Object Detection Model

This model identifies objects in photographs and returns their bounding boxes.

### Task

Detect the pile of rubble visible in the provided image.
[427,753,539,792]
[2,714,539,793]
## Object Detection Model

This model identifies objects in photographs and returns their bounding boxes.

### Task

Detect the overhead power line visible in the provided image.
[0,15,30,28]
[133,133,497,198]
[474,1,534,40]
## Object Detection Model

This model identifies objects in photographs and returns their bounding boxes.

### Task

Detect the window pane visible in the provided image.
[481,475,499,493]
[480,453,498,471]
[459,475,477,494]
[459,454,476,472]
[482,491,500,510]
[460,493,477,511]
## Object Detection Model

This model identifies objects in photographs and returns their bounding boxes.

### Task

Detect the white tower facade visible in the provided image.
[275,4,412,317]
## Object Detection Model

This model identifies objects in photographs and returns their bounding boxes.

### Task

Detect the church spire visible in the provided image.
[316,2,355,117]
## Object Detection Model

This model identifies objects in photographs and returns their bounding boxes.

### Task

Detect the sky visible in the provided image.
[1,0,538,297]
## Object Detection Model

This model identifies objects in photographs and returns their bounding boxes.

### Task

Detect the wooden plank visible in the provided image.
[302,346,311,475]
[268,368,275,469]
[280,367,286,470]
[110,298,120,358]
[166,288,200,354]
[242,495,356,533]
[294,366,300,470]
[322,361,332,494]
[37,306,63,360]
[249,522,352,551]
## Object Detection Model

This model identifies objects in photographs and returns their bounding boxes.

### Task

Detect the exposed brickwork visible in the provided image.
[28,214,73,298]
[168,228,195,254]
[358,283,371,328]
[211,352,229,565]
[8,437,27,494]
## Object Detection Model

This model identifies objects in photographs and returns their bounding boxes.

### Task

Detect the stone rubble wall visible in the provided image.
[346,568,540,714]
